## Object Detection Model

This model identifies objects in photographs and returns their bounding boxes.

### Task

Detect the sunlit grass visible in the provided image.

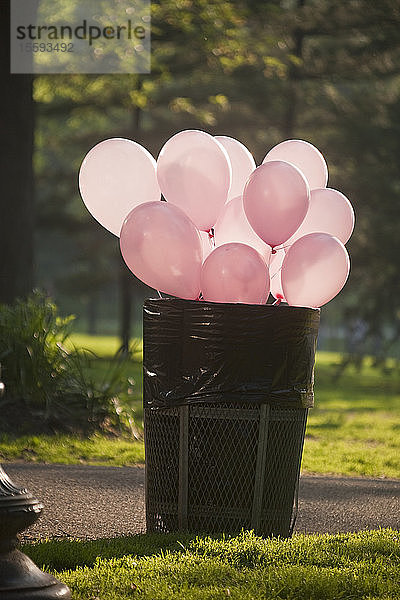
[66,333,143,360]
[23,529,400,600]
[303,352,400,477]
[0,433,145,466]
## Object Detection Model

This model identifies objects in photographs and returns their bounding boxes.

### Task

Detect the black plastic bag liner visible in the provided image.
[143,298,320,409]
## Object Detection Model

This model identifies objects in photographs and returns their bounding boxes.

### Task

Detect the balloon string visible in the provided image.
[157,290,163,298]
[270,269,282,280]
[272,244,292,253]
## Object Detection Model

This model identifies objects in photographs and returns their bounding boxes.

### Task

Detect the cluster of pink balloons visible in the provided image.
[79,131,354,308]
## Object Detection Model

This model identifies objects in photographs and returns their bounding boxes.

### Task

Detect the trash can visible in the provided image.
[143,298,320,537]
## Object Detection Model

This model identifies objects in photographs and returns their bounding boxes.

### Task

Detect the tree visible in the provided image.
[0,1,37,304]
[284,0,400,351]
[31,0,400,355]
[239,0,400,352]
[32,0,283,342]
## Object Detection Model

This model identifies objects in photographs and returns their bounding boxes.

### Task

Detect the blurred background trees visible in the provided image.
[2,0,400,357]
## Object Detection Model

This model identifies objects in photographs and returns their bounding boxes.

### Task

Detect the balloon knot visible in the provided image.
[273,295,283,306]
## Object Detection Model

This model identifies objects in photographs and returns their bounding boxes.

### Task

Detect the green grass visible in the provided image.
[1,334,399,478]
[66,333,143,359]
[0,433,145,465]
[23,529,400,599]
[303,352,400,478]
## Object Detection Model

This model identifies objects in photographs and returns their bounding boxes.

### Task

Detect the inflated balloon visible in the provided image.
[285,187,355,246]
[263,139,328,190]
[243,161,310,247]
[269,249,286,301]
[120,201,202,300]
[80,129,354,307]
[79,138,161,236]
[201,243,269,304]
[213,195,271,263]
[281,232,350,308]
[215,136,256,202]
[157,130,231,231]
[200,230,214,262]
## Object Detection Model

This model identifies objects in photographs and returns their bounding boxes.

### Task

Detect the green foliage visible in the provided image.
[0,291,74,409]
[32,0,286,327]
[30,0,400,347]
[23,529,400,599]
[0,293,138,434]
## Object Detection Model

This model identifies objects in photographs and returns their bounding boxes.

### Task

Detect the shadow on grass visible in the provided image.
[22,532,208,571]
[314,363,400,413]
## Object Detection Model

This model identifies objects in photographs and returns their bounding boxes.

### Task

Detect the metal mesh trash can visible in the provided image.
[143,298,319,537]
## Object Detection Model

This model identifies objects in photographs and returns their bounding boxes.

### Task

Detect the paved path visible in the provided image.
[3,463,399,541]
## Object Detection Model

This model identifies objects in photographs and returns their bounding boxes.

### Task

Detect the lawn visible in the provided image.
[23,529,400,599]
[1,335,399,478]
[304,352,400,478]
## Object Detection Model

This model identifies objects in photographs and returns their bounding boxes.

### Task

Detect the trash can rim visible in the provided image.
[145,297,320,314]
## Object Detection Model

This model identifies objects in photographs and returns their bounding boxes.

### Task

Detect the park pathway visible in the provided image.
[3,463,399,541]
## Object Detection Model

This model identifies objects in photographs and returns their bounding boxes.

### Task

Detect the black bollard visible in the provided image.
[0,370,71,599]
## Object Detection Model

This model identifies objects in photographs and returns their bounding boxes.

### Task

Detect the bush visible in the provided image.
[0,292,134,435]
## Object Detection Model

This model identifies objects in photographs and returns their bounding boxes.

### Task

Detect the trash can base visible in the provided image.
[145,403,308,538]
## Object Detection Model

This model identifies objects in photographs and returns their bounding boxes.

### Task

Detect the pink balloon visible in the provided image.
[243,161,310,247]
[215,136,256,202]
[213,195,271,263]
[79,138,161,237]
[263,139,328,190]
[120,201,202,300]
[157,130,231,231]
[200,230,214,262]
[201,243,269,304]
[281,232,350,308]
[286,187,355,246]
[269,249,286,301]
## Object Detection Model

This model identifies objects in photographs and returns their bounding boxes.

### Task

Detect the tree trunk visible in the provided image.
[119,261,132,354]
[0,1,36,304]
[119,78,142,353]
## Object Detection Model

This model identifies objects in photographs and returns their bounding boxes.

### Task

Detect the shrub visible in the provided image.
[0,292,134,435]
